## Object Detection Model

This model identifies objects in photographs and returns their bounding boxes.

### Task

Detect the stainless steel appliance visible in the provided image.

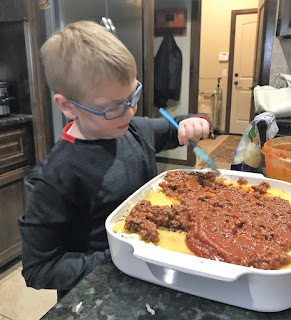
[0,82,15,116]
[40,0,143,143]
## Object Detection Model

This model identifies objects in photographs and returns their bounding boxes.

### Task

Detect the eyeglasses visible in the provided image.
[68,80,142,120]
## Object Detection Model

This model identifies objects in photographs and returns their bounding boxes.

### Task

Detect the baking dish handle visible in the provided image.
[133,245,247,282]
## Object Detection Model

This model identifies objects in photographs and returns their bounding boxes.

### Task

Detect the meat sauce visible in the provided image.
[124,171,291,270]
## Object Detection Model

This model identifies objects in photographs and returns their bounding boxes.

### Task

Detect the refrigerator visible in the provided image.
[40,0,143,143]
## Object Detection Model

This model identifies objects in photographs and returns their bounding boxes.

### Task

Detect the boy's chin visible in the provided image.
[116,123,130,134]
[99,127,129,140]
[113,129,129,139]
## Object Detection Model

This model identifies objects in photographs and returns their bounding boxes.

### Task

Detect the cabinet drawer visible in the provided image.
[0,124,34,174]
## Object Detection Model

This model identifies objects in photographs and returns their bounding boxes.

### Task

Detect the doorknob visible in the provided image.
[234,81,238,85]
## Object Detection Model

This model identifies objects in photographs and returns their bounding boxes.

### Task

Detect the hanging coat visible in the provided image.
[154,33,182,108]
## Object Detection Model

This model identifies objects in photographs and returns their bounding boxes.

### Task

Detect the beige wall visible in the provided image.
[199,0,258,132]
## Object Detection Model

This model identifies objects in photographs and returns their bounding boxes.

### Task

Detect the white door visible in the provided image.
[229,13,257,134]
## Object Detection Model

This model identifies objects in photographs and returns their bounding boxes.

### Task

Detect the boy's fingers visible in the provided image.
[201,121,210,139]
[179,122,200,144]
[191,123,203,143]
[178,118,210,145]
[192,119,210,141]
[178,123,189,145]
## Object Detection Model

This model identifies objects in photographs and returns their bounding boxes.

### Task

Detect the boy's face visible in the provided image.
[74,78,138,140]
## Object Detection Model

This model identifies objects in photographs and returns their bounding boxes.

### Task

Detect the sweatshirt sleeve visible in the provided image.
[143,114,204,154]
[18,175,109,291]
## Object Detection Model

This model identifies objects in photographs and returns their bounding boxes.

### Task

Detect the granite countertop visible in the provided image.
[41,257,291,320]
[0,113,33,128]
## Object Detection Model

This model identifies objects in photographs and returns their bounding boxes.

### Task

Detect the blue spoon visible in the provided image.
[159,108,217,171]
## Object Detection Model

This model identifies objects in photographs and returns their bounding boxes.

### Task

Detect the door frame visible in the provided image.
[151,0,202,166]
[142,0,155,118]
[24,0,52,160]
[225,8,258,134]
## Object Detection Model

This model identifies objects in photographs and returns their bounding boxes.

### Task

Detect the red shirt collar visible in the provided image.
[62,122,76,143]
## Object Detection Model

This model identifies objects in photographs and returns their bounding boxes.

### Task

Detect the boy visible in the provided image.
[19,21,210,300]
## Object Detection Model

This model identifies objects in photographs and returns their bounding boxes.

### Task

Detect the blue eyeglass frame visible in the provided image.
[68,80,142,120]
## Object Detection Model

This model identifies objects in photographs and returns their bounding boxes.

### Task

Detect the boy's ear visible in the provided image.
[53,94,78,120]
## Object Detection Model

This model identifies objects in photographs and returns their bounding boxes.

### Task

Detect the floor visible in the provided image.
[157,134,233,173]
[0,258,57,320]
[0,135,234,320]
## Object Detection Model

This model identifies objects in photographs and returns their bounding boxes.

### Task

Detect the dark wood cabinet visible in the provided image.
[0,0,51,267]
[0,120,34,267]
[0,175,27,266]
[0,123,34,175]
[277,0,291,38]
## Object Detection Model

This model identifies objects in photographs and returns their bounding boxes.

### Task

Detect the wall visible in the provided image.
[199,0,258,132]
[154,0,192,161]
[269,0,291,85]
[269,38,291,86]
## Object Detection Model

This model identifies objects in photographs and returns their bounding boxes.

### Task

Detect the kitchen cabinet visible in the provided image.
[0,182,25,265]
[0,117,35,266]
[277,0,291,38]
[0,0,51,267]
[0,119,34,175]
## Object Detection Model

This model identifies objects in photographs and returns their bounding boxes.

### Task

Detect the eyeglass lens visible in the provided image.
[105,86,142,119]
[105,104,125,119]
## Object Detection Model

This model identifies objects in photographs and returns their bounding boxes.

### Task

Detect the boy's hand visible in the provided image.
[178,117,210,145]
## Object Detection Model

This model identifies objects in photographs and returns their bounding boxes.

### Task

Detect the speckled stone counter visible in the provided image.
[41,257,291,320]
[0,113,32,128]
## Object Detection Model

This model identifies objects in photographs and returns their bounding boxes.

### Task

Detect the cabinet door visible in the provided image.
[0,180,25,267]
[0,0,26,22]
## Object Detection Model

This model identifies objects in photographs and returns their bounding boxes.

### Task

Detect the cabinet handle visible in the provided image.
[101,17,111,32]
[107,18,117,35]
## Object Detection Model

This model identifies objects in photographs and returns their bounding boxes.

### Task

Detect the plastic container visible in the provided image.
[261,137,291,182]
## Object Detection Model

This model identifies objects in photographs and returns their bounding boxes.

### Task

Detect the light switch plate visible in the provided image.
[219,52,229,62]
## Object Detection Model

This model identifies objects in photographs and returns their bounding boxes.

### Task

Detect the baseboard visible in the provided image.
[156,156,195,166]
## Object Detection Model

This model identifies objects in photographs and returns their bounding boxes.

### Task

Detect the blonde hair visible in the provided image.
[41,21,137,101]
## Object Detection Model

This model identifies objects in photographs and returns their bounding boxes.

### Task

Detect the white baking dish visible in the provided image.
[105,169,291,312]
